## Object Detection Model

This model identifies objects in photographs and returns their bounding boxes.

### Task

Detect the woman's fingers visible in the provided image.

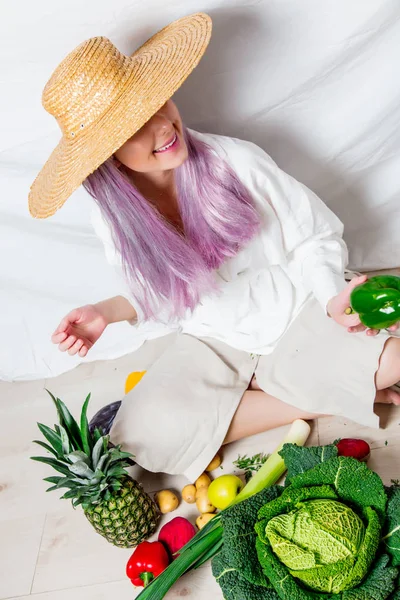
[347,323,367,334]
[52,331,68,344]
[52,309,82,336]
[348,325,380,336]
[342,275,368,301]
[68,339,85,356]
[348,323,381,335]
[58,335,77,352]
[79,345,88,357]
[345,313,363,327]
[388,323,400,332]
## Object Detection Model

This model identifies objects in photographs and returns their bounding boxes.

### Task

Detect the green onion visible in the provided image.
[136,419,311,599]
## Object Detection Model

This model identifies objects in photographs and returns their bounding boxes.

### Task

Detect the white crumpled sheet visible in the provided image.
[1,0,399,380]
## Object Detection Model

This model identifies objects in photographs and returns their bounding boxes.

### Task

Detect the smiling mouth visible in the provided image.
[154,132,178,153]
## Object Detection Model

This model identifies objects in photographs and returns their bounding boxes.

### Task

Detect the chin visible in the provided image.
[163,146,188,170]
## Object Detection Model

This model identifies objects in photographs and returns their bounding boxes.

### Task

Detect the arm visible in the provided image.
[95,295,137,324]
[282,180,349,312]
[245,142,349,311]
[253,151,375,332]
[91,205,142,323]
[52,295,137,357]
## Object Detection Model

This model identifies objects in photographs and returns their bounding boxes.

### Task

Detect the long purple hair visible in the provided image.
[83,128,260,321]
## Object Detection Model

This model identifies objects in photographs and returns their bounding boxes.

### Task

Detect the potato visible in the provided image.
[195,487,216,514]
[182,484,196,504]
[205,453,222,472]
[196,513,215,530]
[195,472,211,490]
[154,489,179,514]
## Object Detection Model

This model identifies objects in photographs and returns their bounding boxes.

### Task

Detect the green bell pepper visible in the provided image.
[350,275,400,329]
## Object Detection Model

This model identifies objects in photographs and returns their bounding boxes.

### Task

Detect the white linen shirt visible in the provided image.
[91,130,348,355]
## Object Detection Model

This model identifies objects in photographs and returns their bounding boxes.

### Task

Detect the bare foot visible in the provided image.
[375,388,400,405]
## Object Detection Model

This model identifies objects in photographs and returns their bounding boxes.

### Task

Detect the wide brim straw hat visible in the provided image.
[28,12,212,219]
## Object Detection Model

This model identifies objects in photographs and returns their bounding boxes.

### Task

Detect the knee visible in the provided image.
[376,336,400,389]
[380,336,400,366]
[109,385,185,475]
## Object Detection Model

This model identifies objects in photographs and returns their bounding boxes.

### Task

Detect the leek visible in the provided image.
[233,419,311,503]
[136,419,311,599]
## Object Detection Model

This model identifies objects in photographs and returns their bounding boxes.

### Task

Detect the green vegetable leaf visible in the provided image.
[383,486,400,566]
[218,485,282,587]
[211,444,399,600]
[192,537,224,570]
[389,580,400,600]
[279,443,338,485]
[339,506,381,590]
[256,537,330,600]
[289,456,387,520]
[342,554,398,600]
[257,484,338,522]
[271,505,380,594]
[80,393,92,456]
[233,453,269,483]
[212,551,279,600]
[257,541,398,600]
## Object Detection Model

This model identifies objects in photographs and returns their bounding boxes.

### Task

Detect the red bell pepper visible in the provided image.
[126,541,170,587]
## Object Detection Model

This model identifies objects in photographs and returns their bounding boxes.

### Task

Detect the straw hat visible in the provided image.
[28,13,212,219]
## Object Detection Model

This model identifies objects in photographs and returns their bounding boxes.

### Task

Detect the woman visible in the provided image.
[29,13,400,481]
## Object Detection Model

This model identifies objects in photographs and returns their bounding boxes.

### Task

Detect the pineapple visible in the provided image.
[31,391,159,548]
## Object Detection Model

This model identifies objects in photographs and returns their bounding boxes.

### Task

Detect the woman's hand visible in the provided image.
[327,275,379,335]
[52,305,108,357]
[328,275,400,335]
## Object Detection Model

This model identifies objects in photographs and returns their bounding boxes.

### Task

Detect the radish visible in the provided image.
[158,517,196,559]
[336,438,370,462]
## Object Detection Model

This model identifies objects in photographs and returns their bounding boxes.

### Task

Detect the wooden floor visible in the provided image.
[1,352,399,599]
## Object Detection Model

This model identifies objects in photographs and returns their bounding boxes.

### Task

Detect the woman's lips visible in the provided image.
[153,132,179,154]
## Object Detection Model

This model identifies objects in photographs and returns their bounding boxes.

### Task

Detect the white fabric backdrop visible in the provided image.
[1,0,400,381]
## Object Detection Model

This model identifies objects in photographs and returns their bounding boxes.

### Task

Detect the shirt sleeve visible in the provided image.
[247,142,349,310]
[90,206,141,323]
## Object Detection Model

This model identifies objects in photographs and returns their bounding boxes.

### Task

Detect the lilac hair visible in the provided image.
[83,128,260,321]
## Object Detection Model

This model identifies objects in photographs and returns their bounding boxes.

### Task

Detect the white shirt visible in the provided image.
[91,130,348,355]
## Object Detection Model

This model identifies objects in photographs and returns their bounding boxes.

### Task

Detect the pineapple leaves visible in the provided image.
[108,464,129,479]
[69,461,95,479]
[33,439,61,458]
[43,476,63,485]
[31,456,71,475]
[67,450,90,465]
[59,425,72,455]
[37,423,63,455]
[109,449,134,464]
[93,427,103,443]
[32,392,140,512]
[92,436,106,470]
[46,390,83,451]
[95,454,108,475]
[80,393,92,455]
[62,489,81,500]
